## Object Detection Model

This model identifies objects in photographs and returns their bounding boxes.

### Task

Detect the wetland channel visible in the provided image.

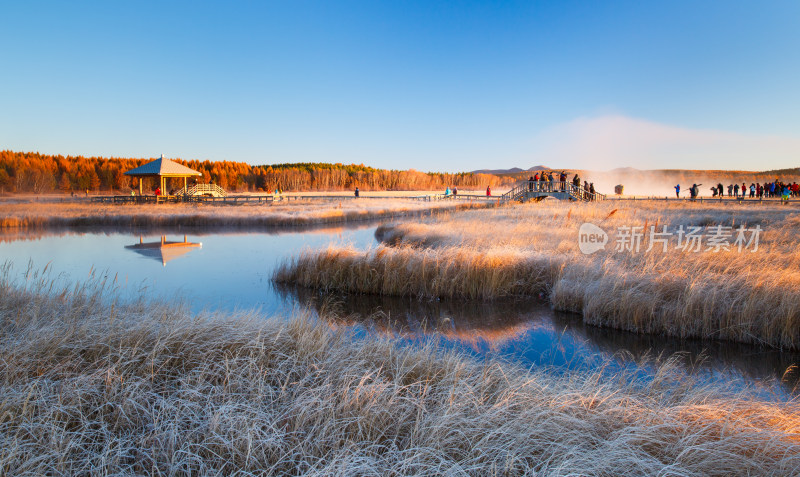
[2,222,797,401]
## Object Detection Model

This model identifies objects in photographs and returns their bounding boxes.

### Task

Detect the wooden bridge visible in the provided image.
[500,180,606,203]
[174,183,228,197]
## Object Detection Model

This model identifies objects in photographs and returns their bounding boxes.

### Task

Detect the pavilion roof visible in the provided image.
[124,155,202,177]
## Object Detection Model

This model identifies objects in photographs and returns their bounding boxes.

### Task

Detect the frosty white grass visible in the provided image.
[1,267,799,475]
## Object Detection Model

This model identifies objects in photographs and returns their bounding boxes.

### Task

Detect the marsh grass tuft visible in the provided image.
[276,201,800,349]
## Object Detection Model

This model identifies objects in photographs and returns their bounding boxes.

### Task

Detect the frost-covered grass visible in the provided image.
[1,268,799,475]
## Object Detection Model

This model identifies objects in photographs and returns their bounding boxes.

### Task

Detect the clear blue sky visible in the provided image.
[2,1,799,171]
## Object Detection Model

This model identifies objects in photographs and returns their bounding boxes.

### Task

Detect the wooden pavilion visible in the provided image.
[124,155,203,196]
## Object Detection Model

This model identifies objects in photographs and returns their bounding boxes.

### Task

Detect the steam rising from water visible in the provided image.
[528,115,800,196]
[533,115,800,170]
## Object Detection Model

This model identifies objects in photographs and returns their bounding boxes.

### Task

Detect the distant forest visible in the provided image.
[0,150,505,194]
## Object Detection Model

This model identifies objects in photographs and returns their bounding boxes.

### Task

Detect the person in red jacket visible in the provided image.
[486,185,491,196]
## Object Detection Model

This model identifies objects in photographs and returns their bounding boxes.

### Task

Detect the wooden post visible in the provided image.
[138,178,142,195]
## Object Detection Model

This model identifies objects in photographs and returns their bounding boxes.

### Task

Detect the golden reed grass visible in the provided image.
[1,267,799,475]
[0,199,485,230]
[275,200,800,349]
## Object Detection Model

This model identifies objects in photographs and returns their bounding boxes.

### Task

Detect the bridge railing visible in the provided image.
[174,183,228,197]
[500,180,606,203]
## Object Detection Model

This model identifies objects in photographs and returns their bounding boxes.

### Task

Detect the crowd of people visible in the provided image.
[525,172,597,199]
[675,180,799,203]
[440,171,599,200]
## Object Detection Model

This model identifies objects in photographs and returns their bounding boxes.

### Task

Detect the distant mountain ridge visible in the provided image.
[472,165,800,175]
[472,165,549,175]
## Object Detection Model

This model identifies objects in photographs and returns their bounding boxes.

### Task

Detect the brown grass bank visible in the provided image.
[1,271,799,475]
[274,200,800,349]
[0,199,485,230]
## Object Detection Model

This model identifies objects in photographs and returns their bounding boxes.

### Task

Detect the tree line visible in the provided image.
[0,151,506,194]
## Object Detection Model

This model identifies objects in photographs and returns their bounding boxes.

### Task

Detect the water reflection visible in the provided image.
[276,284,550,351]
[125,235,202,266]
[0,222,375,243]
[576,321,800,393]
[276,284,800,397]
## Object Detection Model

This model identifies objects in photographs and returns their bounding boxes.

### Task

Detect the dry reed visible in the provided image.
[275,200,800,349]
[1,268,799,475]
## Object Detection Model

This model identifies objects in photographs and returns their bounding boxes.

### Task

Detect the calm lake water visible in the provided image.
[1,223,798,401]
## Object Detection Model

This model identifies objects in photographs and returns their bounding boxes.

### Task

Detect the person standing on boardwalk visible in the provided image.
[717,183,724,197]
[486,185,491,196]
[354,187,359,197]
[674,184,680,198]
[690,183,700,199]
[733,184,739,198]
[528,176,534,192]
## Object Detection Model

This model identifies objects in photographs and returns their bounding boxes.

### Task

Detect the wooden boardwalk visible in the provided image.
[608,196,800,204]
[91,195,276,205]
[90,193,498,205]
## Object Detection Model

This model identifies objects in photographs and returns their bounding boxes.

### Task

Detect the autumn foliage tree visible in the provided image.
[0,150,509,194]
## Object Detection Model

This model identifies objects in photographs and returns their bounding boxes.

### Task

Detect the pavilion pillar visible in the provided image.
[138,178,142,195]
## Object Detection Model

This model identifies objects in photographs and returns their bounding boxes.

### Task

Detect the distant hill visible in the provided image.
[472,165,549,175]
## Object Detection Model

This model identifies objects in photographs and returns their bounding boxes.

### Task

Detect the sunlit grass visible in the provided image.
[275,200,800,349]
[1,268,799,475]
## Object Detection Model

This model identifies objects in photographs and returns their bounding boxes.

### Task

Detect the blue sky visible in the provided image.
[2,1,798,171]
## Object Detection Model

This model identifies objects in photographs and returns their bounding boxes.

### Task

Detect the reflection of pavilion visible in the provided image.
[125,235,202,266]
